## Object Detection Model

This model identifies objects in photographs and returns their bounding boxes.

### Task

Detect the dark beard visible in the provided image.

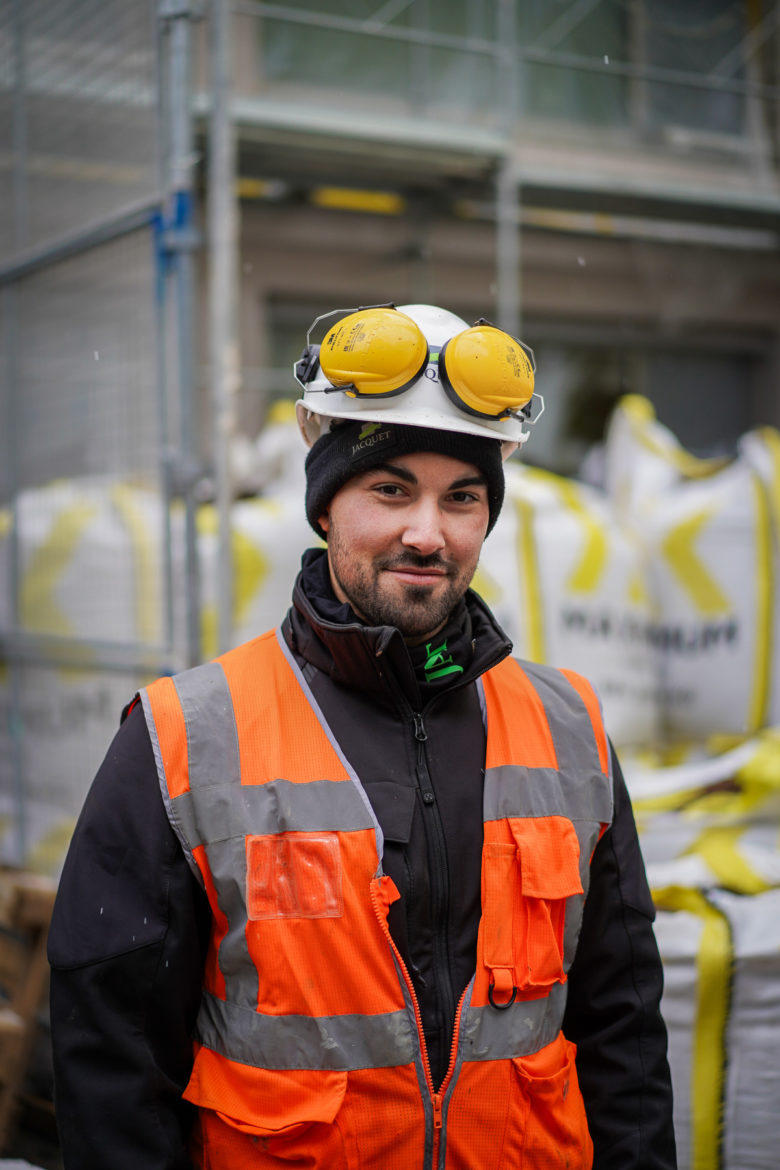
[330,550,469,640]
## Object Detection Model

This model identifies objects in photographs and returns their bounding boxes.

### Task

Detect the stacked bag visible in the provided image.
[600,398,780,1170]
[602,395,780,745]
[479,460,661,749]
[630,731,780,1170]
[481,394,780,752]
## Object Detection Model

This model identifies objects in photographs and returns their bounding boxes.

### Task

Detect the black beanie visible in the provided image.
[305,421,505,540]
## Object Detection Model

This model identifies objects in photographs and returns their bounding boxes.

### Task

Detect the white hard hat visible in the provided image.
[294,303,542,460]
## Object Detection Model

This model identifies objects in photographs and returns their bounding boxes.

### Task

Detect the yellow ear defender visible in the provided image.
[319,307,429,397]
[438,322,535,420]
[306,305,536,422]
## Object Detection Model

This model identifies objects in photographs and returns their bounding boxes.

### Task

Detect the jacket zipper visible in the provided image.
[412,709,456,1059]
[369,883,469,1170]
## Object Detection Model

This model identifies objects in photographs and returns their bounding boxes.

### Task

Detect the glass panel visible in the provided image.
[642,0,746,135]
[258,1,499,121]
[518,0,628,126]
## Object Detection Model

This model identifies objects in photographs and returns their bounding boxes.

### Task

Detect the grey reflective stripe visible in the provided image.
[140,686,200,880]
[484,763,611,823]
[205,837,259,1007]
[458,980,567,1063]
[483,659,613,828]
[170,660,256,1006]
[174,660,241,796]
[476,675,487,733]
[171,776,377,850]
[275,626,385,865]
[521,660,609,783]
[196,990,416,1071]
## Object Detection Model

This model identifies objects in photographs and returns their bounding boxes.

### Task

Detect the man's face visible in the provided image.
[319,450,491,643]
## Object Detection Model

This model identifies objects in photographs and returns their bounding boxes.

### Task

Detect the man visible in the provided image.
[49,304,676,1169]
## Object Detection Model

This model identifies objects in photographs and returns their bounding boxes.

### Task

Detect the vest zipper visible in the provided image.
[369,884,472,1170]
[369,880,440,1167]
[431,984,470,1167]
[412,709,456,1066]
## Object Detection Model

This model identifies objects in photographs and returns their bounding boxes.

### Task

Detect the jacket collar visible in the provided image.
[282,548,512,706]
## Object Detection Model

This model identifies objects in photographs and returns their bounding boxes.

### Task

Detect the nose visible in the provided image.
[400,496,446,556]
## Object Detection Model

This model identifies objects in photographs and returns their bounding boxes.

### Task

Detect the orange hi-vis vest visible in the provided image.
[141,627,613,1170]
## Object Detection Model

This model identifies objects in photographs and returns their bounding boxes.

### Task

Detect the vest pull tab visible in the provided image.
[433,1093,443,1130]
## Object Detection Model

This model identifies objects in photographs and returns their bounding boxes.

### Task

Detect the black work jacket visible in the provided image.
[48,548,677,1170]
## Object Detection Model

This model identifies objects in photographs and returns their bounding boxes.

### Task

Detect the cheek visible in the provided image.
[451,519,489,566]
[332,500,393,547]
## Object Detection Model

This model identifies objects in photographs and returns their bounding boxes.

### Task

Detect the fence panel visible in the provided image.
[0,0,191,871]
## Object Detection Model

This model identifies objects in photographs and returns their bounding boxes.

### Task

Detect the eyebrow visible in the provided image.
[364,461,487,490]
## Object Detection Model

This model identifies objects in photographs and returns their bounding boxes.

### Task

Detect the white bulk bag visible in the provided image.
[478,461,660,749]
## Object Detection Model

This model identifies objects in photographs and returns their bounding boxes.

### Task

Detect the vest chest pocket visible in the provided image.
[483,816,583,1001]
[246,832,344,920]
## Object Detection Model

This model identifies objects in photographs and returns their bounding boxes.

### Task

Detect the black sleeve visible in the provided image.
[48,702,212,1170]
[563,745,677,1170]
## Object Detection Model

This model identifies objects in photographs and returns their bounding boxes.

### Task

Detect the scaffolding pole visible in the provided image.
[495,0,521,338]
[208,0,238,655]
[159,0,202,668]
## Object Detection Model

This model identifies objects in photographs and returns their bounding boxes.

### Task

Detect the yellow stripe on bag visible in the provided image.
[197,504,269,660]
[755,427,780,519]
[632,786,711,816]
[110,484,159,647]
[514,468,609,595]
[747,473,772,732]
[20,500,98,636]
[621,395,730,479]
[685,825,772,896]
[514,495,545,662]
[652,886,731,1170]
[470,562,502,608]
[231,503,272,626]
[555,480,609,593]
[661,508,731,615]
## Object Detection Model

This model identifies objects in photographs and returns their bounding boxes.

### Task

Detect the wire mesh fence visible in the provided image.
[0,0,160,261]
[0,0,187,869]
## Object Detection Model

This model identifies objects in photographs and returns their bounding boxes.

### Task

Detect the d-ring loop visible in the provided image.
[488,983,518,1010]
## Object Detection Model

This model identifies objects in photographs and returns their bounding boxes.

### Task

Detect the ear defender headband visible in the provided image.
[295,305,537,423]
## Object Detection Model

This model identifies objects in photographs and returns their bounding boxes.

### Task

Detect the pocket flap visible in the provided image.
[190,1064,347,1136]
[509,816,583,900]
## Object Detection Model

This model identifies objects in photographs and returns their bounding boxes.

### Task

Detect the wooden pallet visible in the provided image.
[0,869,58,1153]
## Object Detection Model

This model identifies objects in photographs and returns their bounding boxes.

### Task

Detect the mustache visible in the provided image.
[381,553,453,573]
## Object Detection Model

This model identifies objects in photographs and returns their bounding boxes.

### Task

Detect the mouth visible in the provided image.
[383,561,449,587]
